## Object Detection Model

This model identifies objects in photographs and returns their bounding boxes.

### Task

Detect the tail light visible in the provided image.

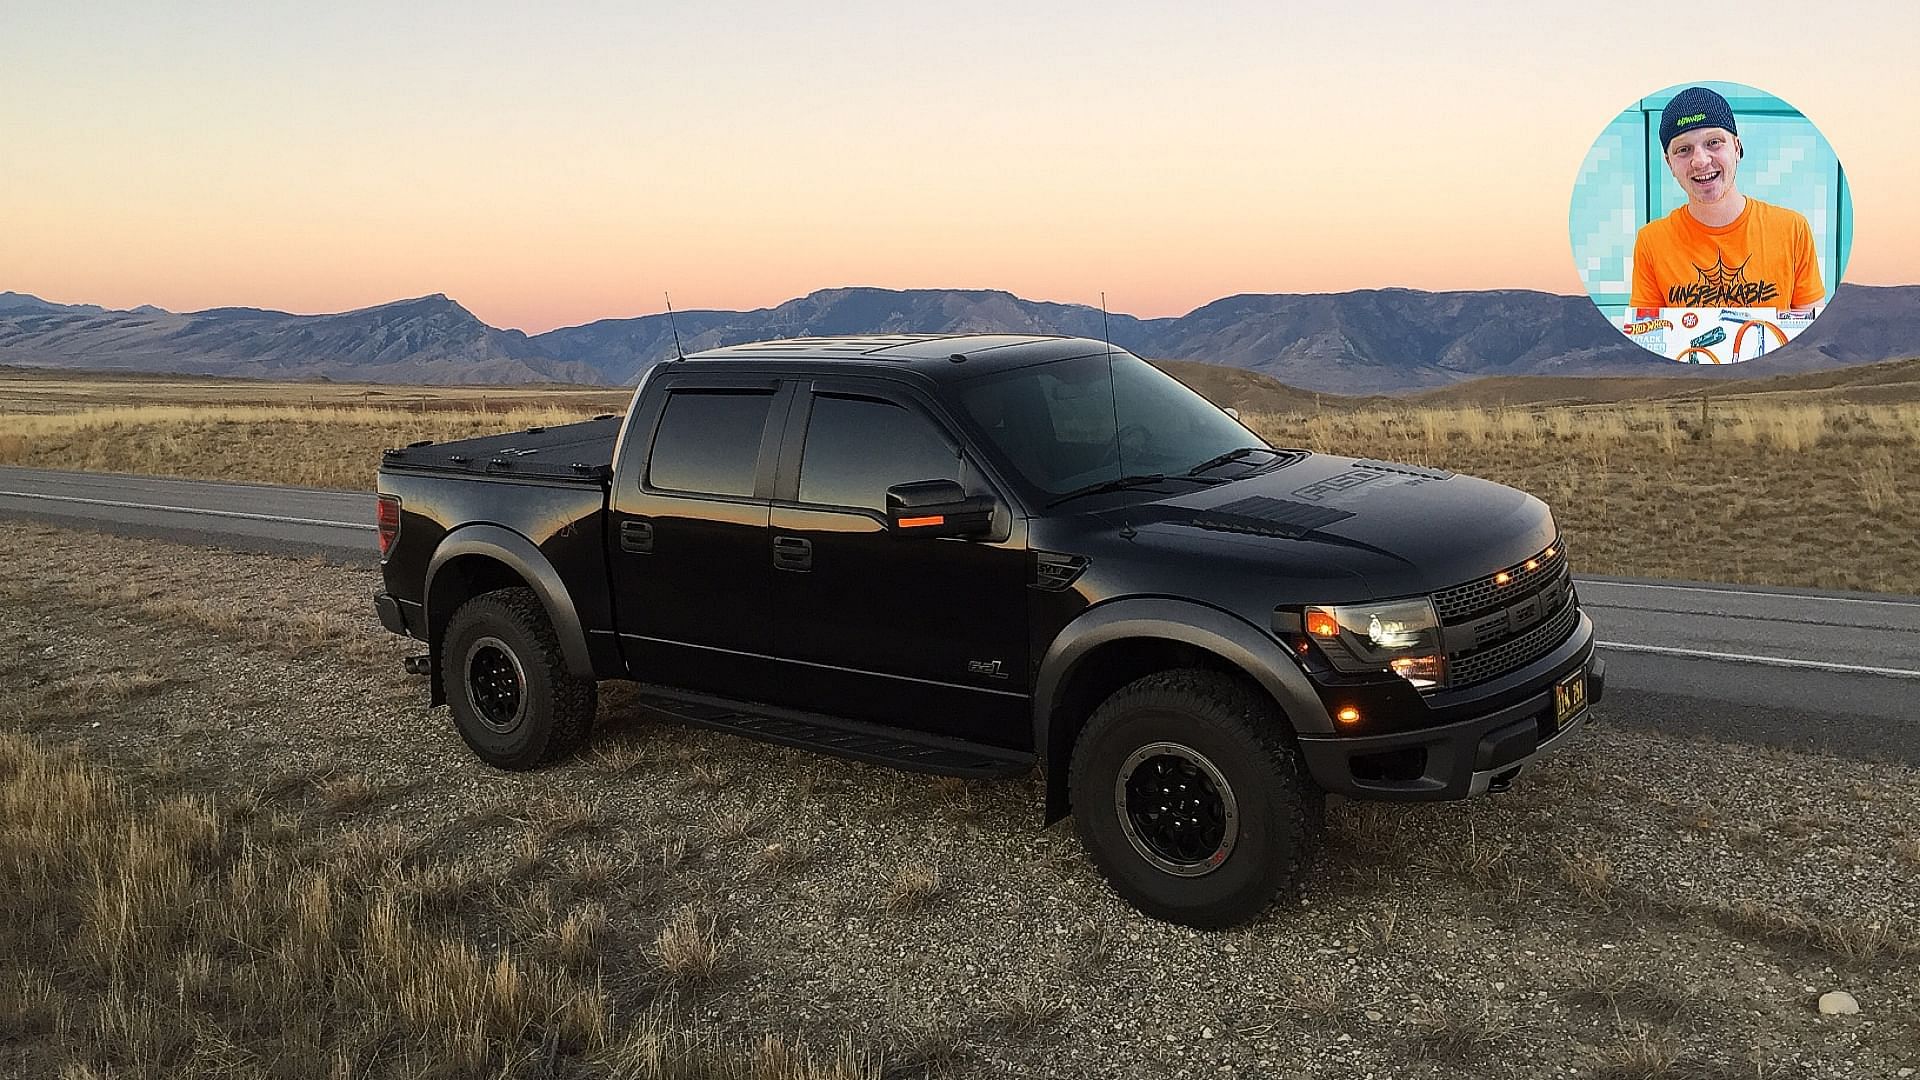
[376,495,401,558]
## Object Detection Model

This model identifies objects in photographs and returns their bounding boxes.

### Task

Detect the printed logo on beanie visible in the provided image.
[1676,113,1707,128]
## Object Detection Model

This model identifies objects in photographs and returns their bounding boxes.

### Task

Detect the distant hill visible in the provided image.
[1397,353,1920,408]
[2,283,1914,391]
[540,284,1920,393]
[530,287,1167,385]
[1132,289,1652,394]
[1149,358,1329,414]
[0,291,109,316]
[0,294,595,384]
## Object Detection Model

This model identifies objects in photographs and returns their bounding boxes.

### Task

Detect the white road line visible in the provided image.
[1577,579,1920,609]
[1597,640,1920,680]
[0,489,375,531]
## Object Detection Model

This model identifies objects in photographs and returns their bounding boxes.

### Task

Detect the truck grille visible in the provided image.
[1434,538,1580,688]
[1447,589,1579,687]
[1433,540,1568,623]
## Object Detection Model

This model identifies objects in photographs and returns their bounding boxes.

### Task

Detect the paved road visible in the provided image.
[0,465,375,559]
[3,465,1915,763]
[1576,579,1920,763]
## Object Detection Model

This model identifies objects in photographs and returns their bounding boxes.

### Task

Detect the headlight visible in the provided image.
[1302,598,1446,689]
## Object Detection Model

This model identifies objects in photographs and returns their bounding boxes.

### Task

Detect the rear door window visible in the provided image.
[797,394,963,512]
[648,390,774,498]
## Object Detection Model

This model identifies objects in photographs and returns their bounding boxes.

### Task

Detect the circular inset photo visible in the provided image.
[1569,81,1852,364]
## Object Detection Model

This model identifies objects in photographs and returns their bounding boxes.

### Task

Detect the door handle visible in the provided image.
[620,519,654,554]
[772,535,812,571]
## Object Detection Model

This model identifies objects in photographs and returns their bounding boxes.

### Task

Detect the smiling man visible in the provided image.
[1629,86,1824,310]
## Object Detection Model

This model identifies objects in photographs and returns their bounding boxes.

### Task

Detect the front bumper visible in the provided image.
[1296,614,1603,801]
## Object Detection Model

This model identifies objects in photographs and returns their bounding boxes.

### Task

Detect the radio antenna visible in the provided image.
[1099,291,1114,360]
[1100,291,1123,468]
[664,292,686,361]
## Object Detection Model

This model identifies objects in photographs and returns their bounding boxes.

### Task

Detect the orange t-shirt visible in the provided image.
[1630,198,1825,309]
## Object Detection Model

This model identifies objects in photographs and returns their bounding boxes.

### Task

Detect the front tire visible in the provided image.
[1068,669,1322,928]
[442,588,596,770]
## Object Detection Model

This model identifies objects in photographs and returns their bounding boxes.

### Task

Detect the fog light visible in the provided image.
[1336,706,1361,725]
[1389,655,1446,689]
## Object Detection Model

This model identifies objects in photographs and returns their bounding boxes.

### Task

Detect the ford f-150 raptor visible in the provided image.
[374,334,1603,927]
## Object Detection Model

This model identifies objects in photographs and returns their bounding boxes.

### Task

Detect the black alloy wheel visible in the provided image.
[442,588,596,770]
[464,636,528,734]
[1068,668,1323,929]
[1115,742,1239,876]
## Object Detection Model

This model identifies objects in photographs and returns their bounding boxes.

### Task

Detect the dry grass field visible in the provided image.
[1241,397,1920,594]
[1,363,1917,592]
[2,523,1917,1079]
[0,368,630,490]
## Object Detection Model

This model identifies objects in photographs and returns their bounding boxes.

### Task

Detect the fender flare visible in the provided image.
[426,524,595,678]
[1031,598,1335,821]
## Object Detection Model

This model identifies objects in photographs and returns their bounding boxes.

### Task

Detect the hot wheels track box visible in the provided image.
[1621,307,1818,364]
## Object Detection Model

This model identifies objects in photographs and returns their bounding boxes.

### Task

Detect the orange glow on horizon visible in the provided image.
[4,7,1915,333]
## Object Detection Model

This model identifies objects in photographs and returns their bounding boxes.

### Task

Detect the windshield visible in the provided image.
[953,350,1269,502]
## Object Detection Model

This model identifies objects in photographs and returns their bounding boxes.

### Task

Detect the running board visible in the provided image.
[627,684,1035,779]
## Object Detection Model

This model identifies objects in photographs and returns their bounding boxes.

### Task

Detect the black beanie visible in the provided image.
[1660,87,1738,153]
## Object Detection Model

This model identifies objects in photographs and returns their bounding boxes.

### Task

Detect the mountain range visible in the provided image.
[1,284,1914,395]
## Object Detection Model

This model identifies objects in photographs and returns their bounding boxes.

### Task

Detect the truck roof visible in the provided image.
[680,334,1113,376]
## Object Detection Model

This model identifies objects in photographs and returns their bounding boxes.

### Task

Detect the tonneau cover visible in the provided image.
[378,415,621,483]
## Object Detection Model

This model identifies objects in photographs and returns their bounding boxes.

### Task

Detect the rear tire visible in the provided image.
[443,588,596,770]
[1068,669,1322,928]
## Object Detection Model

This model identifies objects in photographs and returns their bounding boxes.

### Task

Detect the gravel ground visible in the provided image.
[2,521,1917,1079]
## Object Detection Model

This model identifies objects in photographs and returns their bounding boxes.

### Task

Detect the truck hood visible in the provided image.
[1095,454,1557,600]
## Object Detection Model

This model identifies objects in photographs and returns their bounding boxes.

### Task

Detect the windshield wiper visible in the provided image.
[1186,446,1280,477]
[1046,472,1218,509]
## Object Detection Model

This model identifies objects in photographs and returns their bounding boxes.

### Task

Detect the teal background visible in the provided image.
[1570,81,1852,322]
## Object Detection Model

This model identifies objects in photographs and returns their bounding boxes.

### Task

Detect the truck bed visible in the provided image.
[377,414,622,483]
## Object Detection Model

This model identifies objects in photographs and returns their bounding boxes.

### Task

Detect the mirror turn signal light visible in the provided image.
[897,515,946,528]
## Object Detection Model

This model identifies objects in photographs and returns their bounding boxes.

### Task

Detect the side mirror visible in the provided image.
[885,479,995,538]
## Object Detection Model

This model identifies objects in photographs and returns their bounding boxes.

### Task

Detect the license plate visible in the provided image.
[1554,671,1588,726]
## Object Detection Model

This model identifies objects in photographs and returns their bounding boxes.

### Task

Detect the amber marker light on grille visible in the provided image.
[1525,559,1540,571]
[1494,571,1512,586]
[1545,546,1557,558]
[1306,609,1341,638]
[1336,706,1361,725]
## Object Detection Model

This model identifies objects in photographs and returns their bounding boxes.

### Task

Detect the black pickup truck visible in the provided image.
[374,334,1602,927]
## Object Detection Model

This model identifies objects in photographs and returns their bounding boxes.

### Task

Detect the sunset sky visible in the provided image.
[4,0,1914,334]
